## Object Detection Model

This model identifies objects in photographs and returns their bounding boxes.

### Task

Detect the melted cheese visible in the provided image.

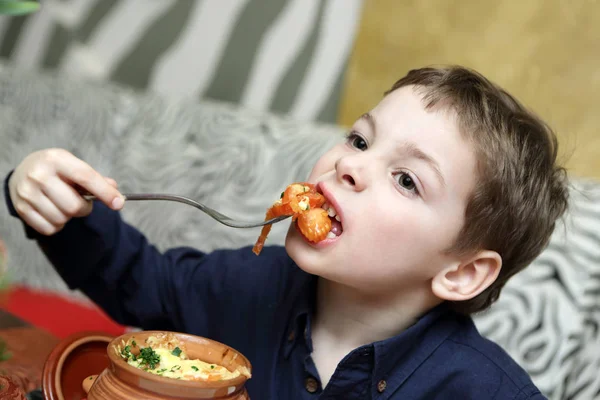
[127,347,240,381]
[297,196,310,210]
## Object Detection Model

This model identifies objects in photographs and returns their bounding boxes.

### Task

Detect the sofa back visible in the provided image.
[1,65,599,399]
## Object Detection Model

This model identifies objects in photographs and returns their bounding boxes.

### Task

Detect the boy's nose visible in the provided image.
[335,156,367,191]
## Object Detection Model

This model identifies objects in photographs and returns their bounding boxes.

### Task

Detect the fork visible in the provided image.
[83,193,290,228]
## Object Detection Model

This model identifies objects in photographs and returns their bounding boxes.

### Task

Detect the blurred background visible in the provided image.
[0,0,598,177]
[1,1,600,399]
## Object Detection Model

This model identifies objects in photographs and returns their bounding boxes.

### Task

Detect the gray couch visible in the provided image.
[1,64,599,399]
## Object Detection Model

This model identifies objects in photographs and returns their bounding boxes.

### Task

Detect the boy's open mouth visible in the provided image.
[322,201,343,239]
[295,185,344,244]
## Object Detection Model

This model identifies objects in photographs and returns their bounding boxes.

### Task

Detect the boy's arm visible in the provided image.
[3,170,218,332]
[528,394,548,400]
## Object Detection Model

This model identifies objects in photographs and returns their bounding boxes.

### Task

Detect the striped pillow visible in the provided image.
[0,0,364,123]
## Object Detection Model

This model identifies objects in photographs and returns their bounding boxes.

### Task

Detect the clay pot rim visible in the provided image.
[42,330,114,400]
[108,330,251,389]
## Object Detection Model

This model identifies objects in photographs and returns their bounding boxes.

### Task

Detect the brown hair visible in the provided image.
[386,66,569,315]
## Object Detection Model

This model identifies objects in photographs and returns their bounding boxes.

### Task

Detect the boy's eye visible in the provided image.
[347,132,367,151]
[396,172,416,192]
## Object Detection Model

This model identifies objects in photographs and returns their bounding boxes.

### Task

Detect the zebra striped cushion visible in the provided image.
[0,0,364,124]
[0,64,598,399]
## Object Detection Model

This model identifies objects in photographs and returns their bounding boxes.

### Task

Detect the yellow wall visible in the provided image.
[339,0,600,179]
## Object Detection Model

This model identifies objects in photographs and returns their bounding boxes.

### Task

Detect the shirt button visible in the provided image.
[377,380,387,393]
[288,330,295,341]
[305,377,319,393]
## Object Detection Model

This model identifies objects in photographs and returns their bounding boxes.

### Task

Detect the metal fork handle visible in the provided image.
[82,193,290,228]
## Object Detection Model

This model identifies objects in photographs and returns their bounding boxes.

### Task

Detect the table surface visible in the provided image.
[0,309,59,395]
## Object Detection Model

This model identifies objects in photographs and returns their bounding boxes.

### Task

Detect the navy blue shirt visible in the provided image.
[4,173,546,399]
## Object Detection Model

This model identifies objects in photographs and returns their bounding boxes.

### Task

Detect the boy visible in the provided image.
[4,66,567,399]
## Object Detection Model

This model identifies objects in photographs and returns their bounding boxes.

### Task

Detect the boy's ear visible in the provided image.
[431,250,502,301]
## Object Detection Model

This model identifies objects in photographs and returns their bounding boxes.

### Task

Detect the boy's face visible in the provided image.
[285,85,478,295]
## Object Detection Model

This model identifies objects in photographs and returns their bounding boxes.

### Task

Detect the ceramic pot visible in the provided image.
[83,331,251,400]
[42,331,114,400]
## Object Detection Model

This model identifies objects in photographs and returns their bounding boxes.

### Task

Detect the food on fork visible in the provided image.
[115,333,250,382]
[252,182,332,255]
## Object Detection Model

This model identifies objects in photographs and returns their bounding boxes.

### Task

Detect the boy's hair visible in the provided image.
[386,66,569,315]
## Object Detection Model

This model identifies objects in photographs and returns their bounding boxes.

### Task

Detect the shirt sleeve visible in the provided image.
[520,389,549,400]
[3,170,290,336]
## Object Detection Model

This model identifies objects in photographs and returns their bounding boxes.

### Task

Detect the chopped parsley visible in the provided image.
[0,338,11,361]
[171,346,182,357]
[210,365,215,369]
[121,345,131,358]
[139,347,161,369]
[131,340,137,347]
[170,365,181,372]
[191,366,199,371]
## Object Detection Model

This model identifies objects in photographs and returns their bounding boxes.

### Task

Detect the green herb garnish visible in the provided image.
[170,365,181,372]
[139,347,161,369]
[131,340,137,347]
[121,345,131,358]
[210,365,215,369]
[171,346,182,357]
[0,338,11,361]
[191,366,199,371]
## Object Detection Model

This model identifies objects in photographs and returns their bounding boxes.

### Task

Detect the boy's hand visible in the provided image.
[8,148,124,236]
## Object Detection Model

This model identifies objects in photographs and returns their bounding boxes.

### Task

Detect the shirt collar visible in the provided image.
[372,302,464,397]
[282,273,466,396]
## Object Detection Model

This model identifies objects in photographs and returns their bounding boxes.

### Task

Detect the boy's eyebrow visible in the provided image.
[360,112,375,131]
[360,112,446,188]
[402,142,446,188]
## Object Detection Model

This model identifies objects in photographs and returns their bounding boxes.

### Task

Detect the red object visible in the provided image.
[0,285,127,338]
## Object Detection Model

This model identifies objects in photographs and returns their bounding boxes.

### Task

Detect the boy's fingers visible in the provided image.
[16,201,61,236]
[104,177,118,188]
[74,198,94,217]
[54,154,123,210]
[29,193,68,227]
[42,176,94,217]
